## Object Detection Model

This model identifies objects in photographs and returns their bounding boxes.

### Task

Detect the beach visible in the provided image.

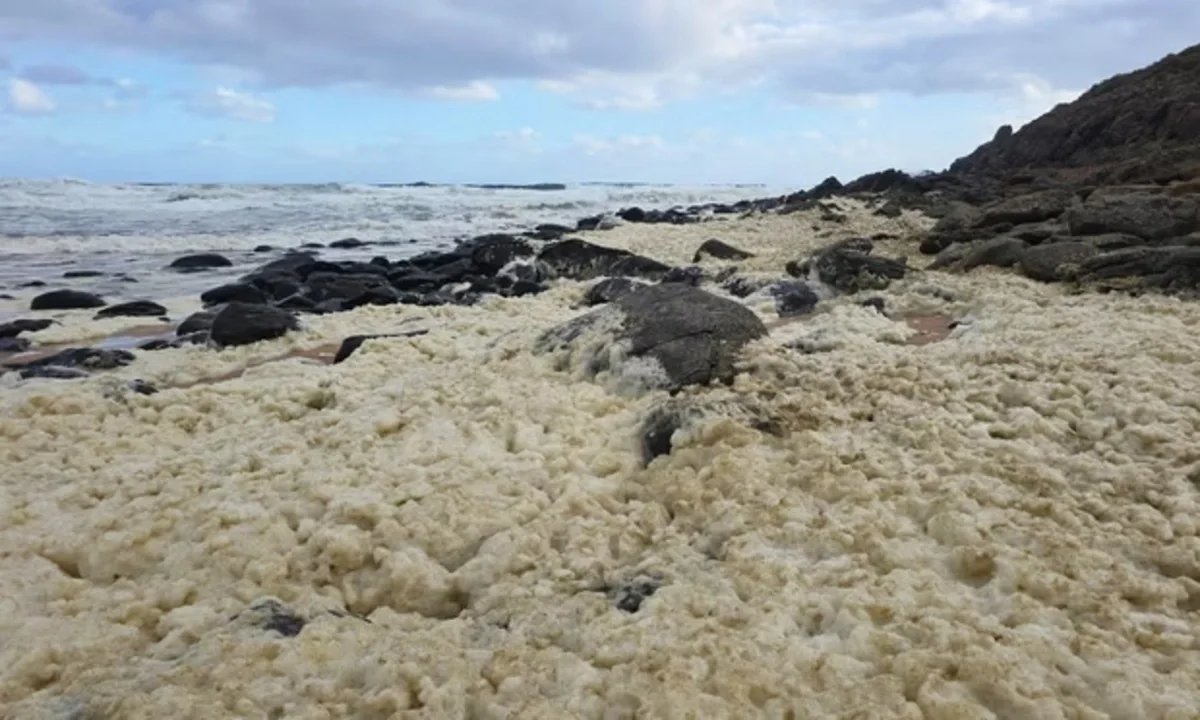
[2,196,1199,718]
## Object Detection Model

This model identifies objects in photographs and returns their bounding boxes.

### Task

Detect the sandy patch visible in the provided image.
[1,203,1199,718]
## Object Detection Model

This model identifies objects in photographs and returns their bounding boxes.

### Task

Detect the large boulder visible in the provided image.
[201,283,269,306]
[0,318,55,338]
[467,234,535,274]
[535,284,767,393]
[538,239,670,281]
[1065,189,1200,241]
[1078,245,1200,291]
[209,303,300,347]
[30,289,106,310]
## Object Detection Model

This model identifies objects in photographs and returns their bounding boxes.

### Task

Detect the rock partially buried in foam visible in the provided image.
[6,347,136,380]
[0,318,55,338]
[693,238,754,262]
[30,289,106,311]
[538,239,670,281]
[536,284,767,394]
[583,277,645,306]
[788,237,909,293]
[209,302,300,347]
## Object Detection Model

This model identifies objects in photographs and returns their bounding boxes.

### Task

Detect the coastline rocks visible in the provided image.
[661,266,705,286]
[63,270,105,278]
[0,318,55,338]
[467,234,534,274]
[201,283,269,306]
[30,289,106,310]
[538,239,670,281]
[1079,245,1200,291]
[974,188,1076,228]
[169,253,234,271]
[0,337,32,353]
[209,303,300,347]
[329,237,367,249]
[959,237,1030,272]
[1019,242,1100,282]
[94,300,169,319]
[536,284,767,393]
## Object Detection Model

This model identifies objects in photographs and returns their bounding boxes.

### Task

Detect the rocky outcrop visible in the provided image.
[788,238,909,293]
[536,284,767,393]
[538,239,670,281]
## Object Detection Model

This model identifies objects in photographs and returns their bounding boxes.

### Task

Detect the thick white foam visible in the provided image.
[2,201,1199,717]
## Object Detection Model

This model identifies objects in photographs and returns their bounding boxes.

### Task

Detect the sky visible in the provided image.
[0,0,1197,186]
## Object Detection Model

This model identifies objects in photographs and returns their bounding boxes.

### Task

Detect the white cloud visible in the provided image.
[418,80,500,102]
[6,78,56,114]
[0,0,1193,113]
[186,86,276,122]
[573,134,666,157]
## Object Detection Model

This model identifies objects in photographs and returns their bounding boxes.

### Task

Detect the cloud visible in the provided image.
[6,78,56,114]
[185,86,276,122]
[0,0,1196,113]
[18,63,99,85]
[0,55,10,71]
[418,80,500,102]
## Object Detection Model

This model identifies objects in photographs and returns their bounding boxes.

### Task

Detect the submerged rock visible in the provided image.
[332,330,431,364]
[30,289,106,310]
[209,302,300,347]
[94,300,169,319]
[329,237,368,249]
[536,284,767,393]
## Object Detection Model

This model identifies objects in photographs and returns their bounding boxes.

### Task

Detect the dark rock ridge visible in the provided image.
[169,253,234,271]
[536,284,768,393]
[94,300,169,319]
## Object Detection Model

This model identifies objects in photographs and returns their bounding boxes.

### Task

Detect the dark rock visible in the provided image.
[640,405,685,464]
[1068,233,1147,250]
[861,297,886,313]
[0,293,14,299]
[919,203,985,254]
[201,283,268,306]
[30,289,106,310]
[974,188,1076,227]
[332,330,432,364]
[342,286,402,309]
[389,270,453,293]
[614,577,661,613]
[793,238,908,293]
[330,237,368,249]
[301,242,325,249]
[304,271,391,303]
[169,253,233,271]
[1065,189,1199,240]
[137,339,178,351]
[661,266,705,286]
[806,176,844,199]
[693,239,754,262]
[276,294,318,312]
[1019,242,1101,282]
[369,256,390,268]
[8,348,135,376]
[256,252,318,276]
[0,318,55,338]
[1078,245,1200,291]
[240,599,306,638]
[313,299,347,315]
[0,337,31,353]
[1009,222,1063,244]
[209,303,300,347]
[539,239,670,281]
[584,277,645,306]
[507,280,545,297]
[576,215,604,231]
[498,260,545,285]
[536,284,767,393]
[63,270,105,278]
[244,273,303,303]
[618,207,647,223]
[177,309,218,336]
[128,379,159,396]
[723,276,774,298]
[253,245,275,253]
[469,234,534,275]
[528,223,573,240]
[94,300,169,319]
[960,237,1029,271]
[874,200,904,218]
[19,280,47,288]
[769,282,820,317]
[18,366,91,380]
[117,276,138,283]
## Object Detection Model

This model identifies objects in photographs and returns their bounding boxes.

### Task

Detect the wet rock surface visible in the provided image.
[209,303,300,348]
[30,290,106,311]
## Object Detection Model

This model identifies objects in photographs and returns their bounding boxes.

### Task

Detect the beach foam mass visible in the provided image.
[2,201,1199,718]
